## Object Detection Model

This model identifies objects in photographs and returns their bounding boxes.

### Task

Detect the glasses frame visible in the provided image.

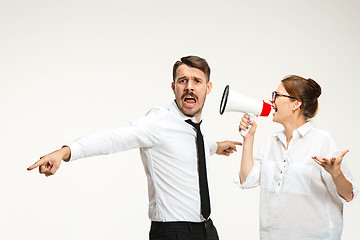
[272,91,297,102]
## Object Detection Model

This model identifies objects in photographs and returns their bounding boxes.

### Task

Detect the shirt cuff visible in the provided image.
[339,179,359,206]
[322,169,359,206]
[208,141,218,156]
[64,141,83,161]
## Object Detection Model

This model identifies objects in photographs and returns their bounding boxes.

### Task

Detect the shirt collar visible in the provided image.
[273,121,314,140]
[297,121,313,137]
[169,100,201,123]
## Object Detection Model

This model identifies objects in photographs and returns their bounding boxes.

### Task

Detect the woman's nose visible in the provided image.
[270,99,275,106]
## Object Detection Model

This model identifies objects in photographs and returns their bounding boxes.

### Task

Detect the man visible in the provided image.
[27,56,241,240]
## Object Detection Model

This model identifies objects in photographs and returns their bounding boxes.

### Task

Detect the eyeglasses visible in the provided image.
[272,91,297,102]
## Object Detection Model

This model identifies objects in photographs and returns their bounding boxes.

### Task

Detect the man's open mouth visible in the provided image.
[184,96,197,104]
[182,93,197,105]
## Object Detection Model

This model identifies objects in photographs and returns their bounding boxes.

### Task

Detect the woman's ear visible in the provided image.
[293,100,302,112]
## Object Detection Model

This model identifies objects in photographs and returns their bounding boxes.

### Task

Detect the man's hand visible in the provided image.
[216,141,242,156]
[27,146,71,177]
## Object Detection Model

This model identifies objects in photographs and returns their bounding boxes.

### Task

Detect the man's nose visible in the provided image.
[185,80,194,91]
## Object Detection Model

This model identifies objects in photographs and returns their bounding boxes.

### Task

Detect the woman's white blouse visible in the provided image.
[237,122,358,240]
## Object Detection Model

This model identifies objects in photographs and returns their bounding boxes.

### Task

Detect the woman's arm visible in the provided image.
[239,114,257,184]
[313,150,354,202]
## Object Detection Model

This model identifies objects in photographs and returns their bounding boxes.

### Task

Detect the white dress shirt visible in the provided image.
[67,101,217,222]
[236,122,358,240]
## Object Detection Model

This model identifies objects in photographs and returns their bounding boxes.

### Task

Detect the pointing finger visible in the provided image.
[27,159,46,171]
[231,141,242,146]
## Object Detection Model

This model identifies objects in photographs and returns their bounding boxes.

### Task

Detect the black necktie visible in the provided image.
[185,119,211,219]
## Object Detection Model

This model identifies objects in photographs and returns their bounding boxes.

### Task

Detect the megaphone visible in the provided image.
[219,85,272,136]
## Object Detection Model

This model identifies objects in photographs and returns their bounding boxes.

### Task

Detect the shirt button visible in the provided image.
[280,171,283,174]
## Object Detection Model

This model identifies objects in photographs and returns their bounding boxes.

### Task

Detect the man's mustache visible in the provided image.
[181,91,198,100]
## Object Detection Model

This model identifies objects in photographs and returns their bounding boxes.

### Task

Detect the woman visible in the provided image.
[238,75,358,239]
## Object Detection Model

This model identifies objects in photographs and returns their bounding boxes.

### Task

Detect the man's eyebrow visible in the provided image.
[176,75,204,82]
[177,76,187,81]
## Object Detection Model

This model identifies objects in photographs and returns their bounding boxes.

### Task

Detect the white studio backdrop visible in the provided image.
[1,0,359,239]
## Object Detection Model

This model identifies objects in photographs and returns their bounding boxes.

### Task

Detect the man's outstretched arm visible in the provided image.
[27,107,167,177]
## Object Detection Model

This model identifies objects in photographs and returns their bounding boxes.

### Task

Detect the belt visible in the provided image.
[151,218,214,232]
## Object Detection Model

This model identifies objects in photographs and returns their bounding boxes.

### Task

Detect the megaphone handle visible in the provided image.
[240,113,255,137]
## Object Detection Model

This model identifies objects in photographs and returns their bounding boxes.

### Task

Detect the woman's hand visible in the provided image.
[312,149,354,202]
[239,114,257,138]
[312,150,349,177]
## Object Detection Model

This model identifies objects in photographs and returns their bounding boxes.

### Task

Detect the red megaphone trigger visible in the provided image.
[260,101,272,116]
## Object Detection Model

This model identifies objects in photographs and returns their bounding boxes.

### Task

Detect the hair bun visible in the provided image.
[307,78,322,98]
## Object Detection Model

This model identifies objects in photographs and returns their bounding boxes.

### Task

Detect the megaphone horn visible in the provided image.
[219,85,272,117]
[219,85,272,137]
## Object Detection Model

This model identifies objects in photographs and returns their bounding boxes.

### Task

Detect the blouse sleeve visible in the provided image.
[320,132,358,205]
[234,140,265,189]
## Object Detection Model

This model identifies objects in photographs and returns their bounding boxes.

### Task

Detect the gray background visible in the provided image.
[1,0,359,239]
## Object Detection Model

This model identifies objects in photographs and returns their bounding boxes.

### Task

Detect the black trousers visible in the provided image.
[149,218,219,240]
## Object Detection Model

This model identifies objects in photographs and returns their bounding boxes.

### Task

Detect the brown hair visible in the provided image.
[281,75,322,120]
[173,56,211,82]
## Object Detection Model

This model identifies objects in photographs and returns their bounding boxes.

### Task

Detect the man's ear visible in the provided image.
[171,81,175,93]
[206,81,213,95]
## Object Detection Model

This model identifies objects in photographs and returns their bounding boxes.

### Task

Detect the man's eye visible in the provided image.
[179,79,186,83]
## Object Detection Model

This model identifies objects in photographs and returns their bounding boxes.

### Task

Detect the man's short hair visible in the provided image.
[173,56,211,82]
